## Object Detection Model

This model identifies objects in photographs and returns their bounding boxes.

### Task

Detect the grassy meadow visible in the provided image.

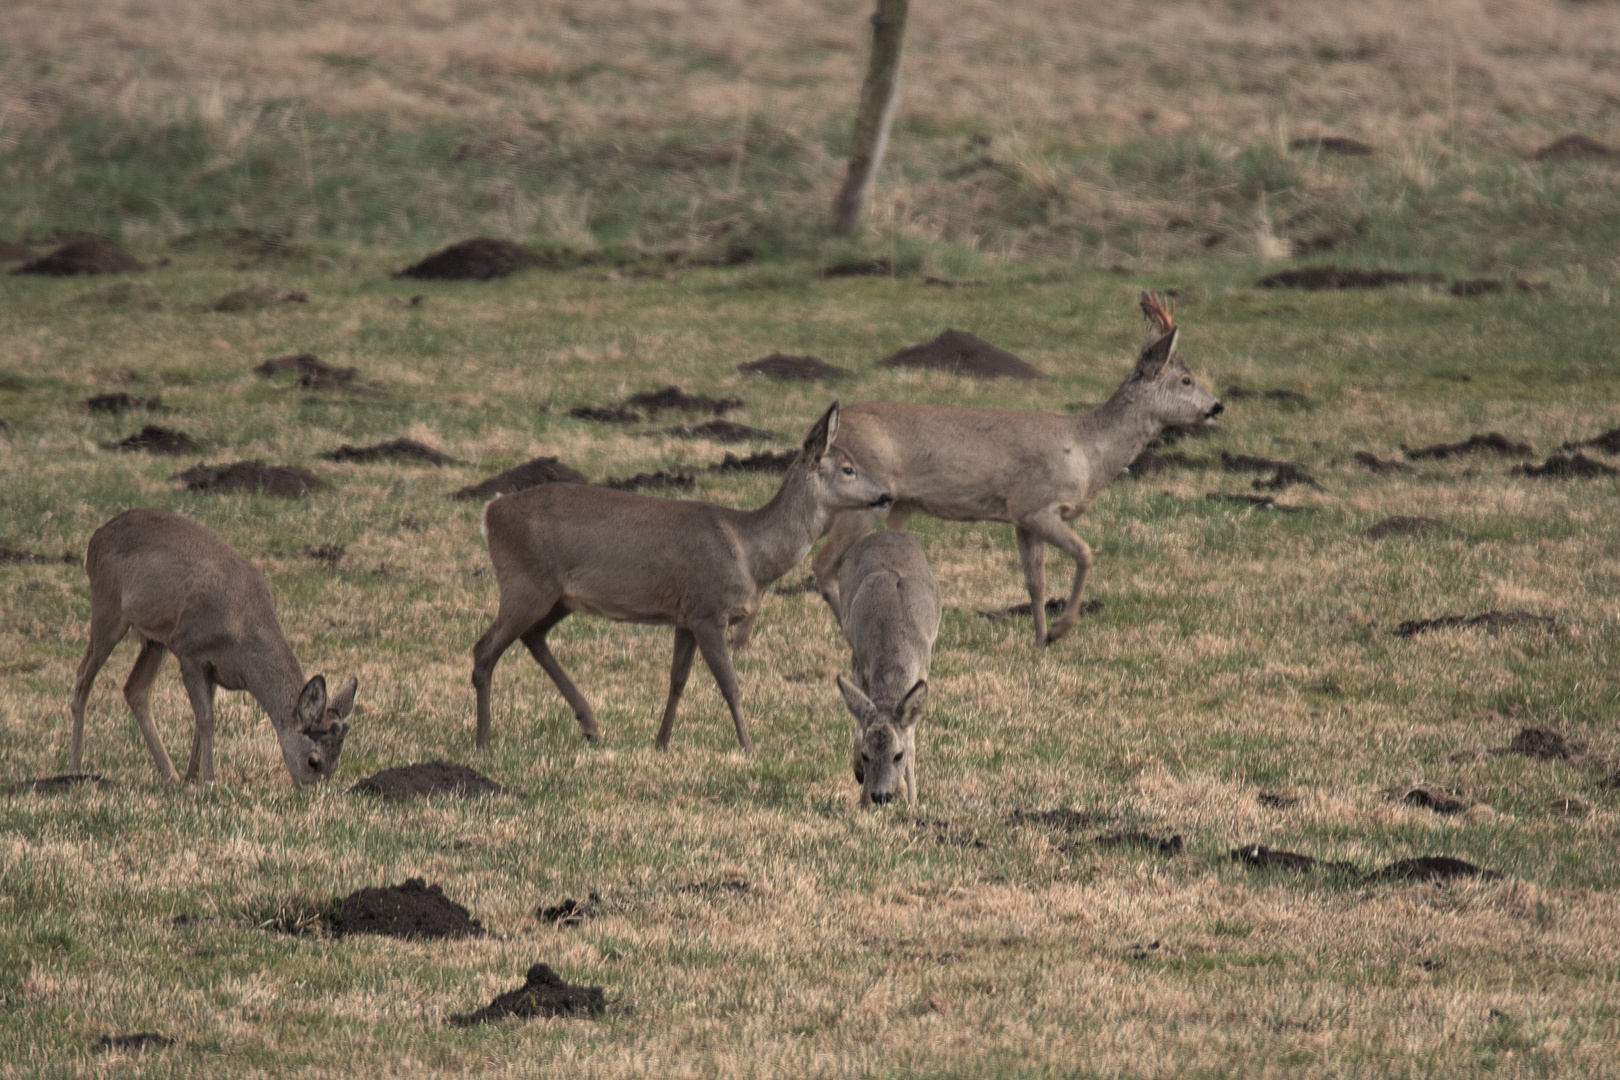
[3,1,1620,1076]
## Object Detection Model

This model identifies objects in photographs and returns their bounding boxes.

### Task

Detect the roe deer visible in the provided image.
[70,509,357,786]
[472,402,891,753]
[812,292,1221,647]
[834,530,940,807]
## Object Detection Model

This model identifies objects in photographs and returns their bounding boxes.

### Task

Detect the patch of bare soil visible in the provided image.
[980,597,1103,621]
[326,878,484,940]
[12,236,145,275]
[569,405,644,423]
[822,257,894,277]
[625,386,743,418]
[450,963,605,1025]
[321,438,456,465]
[174,461,321,496]
[1097,831,1184,855]
[1290,135,1376,156]
[883,330,1042,380]
[97,1033,173,1052]
[1403,432,1533,460]
[1506,727,1579,761]
[602,468,696,492]
[1561,427,1620,455]
[737,353,849,380]
[1362,516,1441,539]
[538,893,602,927]
[1127,449,1207,475]
[1532,134,1618,161]
[106,425,198,454]
[710,449,797,474]
[1205,493,1306,513]
[1222,452,1321,491]
[394,237,541,280]
[0,545,77,566]
[254,353,359,390]
[85,392,165,414]
[1394,611,1556,637]
[350,761,504,798]
[453,456,587,501]
[1401,785,1470,814]
[0,240,35,262]
[1354,451,1411,475]
[1512,452,1619,478]
[4,774,108,795]
[1223,385,1312,406]
[1231,845,1356,873]
[1255,267,1443,290]
[1257,792,1301,809]
[662,419,775,443]
[1368,857,1499,883]
[1450,279,1503,297]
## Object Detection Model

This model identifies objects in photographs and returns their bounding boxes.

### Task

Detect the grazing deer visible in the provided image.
[834,530,940,807]
[472,403,891,753]
[812,292,1221,647]
[70,509,357,786]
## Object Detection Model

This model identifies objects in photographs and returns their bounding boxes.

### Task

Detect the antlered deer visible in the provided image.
[70,509,357,786]
[472,403,891,752]
[812,292,1221,647]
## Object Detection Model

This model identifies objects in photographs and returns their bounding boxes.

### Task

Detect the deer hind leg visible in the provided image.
[177,658,218,784]
[520,606,602,744]
[123,638,178,782]
[654,628,698,751]
[811,507,886,621]
[1015,526,1050,647]
[1018,511,1094,646]
[69,606,129,771]
[472,592,561,748]
[692,620,751,753]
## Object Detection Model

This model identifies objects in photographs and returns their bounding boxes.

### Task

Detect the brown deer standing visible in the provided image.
[70,509,357,786]
[812,292,1221,647]
[472,402,891,753]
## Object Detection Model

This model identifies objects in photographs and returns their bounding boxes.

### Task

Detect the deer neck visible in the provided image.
[735,462,826,587]
[237,631,307,734]
[1076,390,1163,496]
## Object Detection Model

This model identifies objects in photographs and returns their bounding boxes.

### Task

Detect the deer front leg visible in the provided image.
[521,613,601,744]
[1019,511,1094,646]
[692,620,752,753]
[654,628,698,751]
[1015,526,1050,647]
[124,639,178,782]
[70,607,129,771]
[178,658,218,784]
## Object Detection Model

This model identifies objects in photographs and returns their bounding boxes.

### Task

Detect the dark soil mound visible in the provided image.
[1127,450,1206,475]
[822,257,894,278]
[107,425,198,454]
[1257,792,1301,809]
[254,353,358,390]
[1206,493,1306,513]
[710,449,797,474]
[882,329,1042,380]
[1222,385,1312,406]
[1403,432,1533,461]
[97,1033,173,1052]
[1561,427,1620,455]
[1256,267,1443,291]
[1230,845,1356,873]
[326,878,484,940]
[1403,785,1469,814]
[1362,516,1440,539]
[625,386,742,417]
[538,893,601,927]
[451,963,605,1025]
[85,393,164,414]
[0,241,36,262]
[737,353,849,380]
[395,237,541,281]
[1290,135,1376,156]
[322,438,455,465]
[4,774,108,795]
[602,468,696,492]
[1096,831,1184,855]
[1451,279,1503,297]
[453,456,587,501]
[0,546,77,566]
[1507,727,1577,761]
[174,461,321,496]
[1354,451,1411,475]
[1513,452,1619,478]
[13,237,145,276]
[981,597,1102,621]
[1394,610,1556,637]
[1370,857,1498,883]
[662,419,774,443]
[569,405,643,423]
[350,761,504,798]
[1532,134,1617,161]
[1222,455,1320,491]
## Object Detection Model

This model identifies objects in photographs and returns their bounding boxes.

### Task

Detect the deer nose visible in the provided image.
[1207,402,1224,418]
[871,493,894,509]
[870,791,894,805]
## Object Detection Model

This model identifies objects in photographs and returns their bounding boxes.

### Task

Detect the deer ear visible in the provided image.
[897,680,928,729]
[1133,327,1178,379]
[802,401,840,463]
[326,676,358,721]
[836,674,880,728]
[295,675,328,728]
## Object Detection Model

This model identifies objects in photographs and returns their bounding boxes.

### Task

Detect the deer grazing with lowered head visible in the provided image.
[812,292,1221,647]
[472,402,891,753]
[833,530,940,807]
[70,509,357,786]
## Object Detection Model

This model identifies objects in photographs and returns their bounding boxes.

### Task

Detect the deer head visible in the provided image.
[804,402,893,513]
[1128,291,1222,430]
[281,674,356,785]
[838,674,925,807]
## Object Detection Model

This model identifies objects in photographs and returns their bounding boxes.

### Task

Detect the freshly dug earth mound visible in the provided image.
[1255,267,1443,290]
[85,393,164,414]
[625,386,742,417]
[1362,516,1440,539]
[0,546,77,565]
[1223,453,1322,491]
[1369,857,1499,883]
[13,237,145,276]
[882,329,1042,380]
[1231,845,1355,873]
[350,761,504,798]
[0,240,35,262]
[107,425,198,454]
[451,963,605,1025]
[453,456,587,500]
[97,1033,173,1052]
[1096,831,1183,855]
[254,353,358,390]
[1290,135,1376,156]
[1354,451,1411,475]
[1506,727,1578,761]
[1403,432,1533,460]
[662,419,774,443]
[738,353,849,380]
[326,878,484,940]
[710,449,796,474]
[1532,134,1617,161]
[395,237,540,280]
[1127,450,1206,475]
[1402,785,1469,814]
[1450,279,1503,297]
[981,598,1102,621]
[603,468,695,492]
[5,774,107,795]
[322,438,455,465]
[1513,452,1619,478]
[1561,427,1620,455]
[174,461,321,496]
[538,893,601,927]
[1394,610,1555,637]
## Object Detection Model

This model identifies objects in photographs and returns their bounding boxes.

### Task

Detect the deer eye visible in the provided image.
[1181,376,1193,386]
[841,465,855,476]
[893,751,903,763]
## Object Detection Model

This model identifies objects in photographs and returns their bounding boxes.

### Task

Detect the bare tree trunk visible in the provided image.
[832,0,910,237]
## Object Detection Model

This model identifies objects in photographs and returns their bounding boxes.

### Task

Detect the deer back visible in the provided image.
[837,530,941,709]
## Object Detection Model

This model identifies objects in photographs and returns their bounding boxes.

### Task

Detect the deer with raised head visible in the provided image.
[70,509,357,786]
[812,292,1221,647]
[833,530,940,807]
[472,402,891,753]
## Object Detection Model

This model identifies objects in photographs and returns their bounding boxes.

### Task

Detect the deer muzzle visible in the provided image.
[871,493,894,509]
[1205,402,1224,421]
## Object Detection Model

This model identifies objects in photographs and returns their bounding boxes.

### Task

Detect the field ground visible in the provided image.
[3,1,1620,1077]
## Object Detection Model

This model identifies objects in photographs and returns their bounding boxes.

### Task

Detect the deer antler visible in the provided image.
[1139,290,1176,336]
